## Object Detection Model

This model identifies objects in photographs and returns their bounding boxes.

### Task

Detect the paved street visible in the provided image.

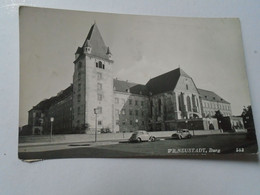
[19,134,258,160]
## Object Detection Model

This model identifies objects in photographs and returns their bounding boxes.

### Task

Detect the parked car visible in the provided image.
[171,129,192,139]
[129,131,156,142]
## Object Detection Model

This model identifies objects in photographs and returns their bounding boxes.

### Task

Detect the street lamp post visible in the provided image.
[94,108,98,142]
[219,120,222,133]
[50,117,54,142]
[191,122,195,136]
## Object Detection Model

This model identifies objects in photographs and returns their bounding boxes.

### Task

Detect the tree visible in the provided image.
[241,106,254,129]
[213,110,224,130]
[214,110,224,120]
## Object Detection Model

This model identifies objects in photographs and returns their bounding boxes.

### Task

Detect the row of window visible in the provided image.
[115,97,145,106]
[96,61,105,69]
[115,109,145,117]
[78,60,105,70]
[203,101,230,111]
[177,94,199,112]
[86,106,145,116]
[116,120,145,126]
[204,110,231,117]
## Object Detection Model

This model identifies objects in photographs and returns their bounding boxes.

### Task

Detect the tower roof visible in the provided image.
[81,23,111,60]
[145,68,191,95]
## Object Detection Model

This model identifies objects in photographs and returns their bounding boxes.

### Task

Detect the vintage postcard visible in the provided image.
[19,6,258,160]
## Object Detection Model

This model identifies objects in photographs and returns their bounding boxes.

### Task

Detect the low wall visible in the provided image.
[19,129,228,144]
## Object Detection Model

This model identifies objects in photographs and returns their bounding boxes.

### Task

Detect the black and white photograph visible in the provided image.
[18,6,258,160]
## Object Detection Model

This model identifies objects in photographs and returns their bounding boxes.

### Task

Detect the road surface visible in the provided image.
[19,134,258,160]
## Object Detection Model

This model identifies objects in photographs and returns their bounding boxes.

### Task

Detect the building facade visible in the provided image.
[24,85,73,135]
[24,23,238,135]
[198,89,232,117]
[72,23,114,132]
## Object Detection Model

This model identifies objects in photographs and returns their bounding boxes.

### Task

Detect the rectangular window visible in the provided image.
[142,111,144,116]
[97,72,102,80]
[115,98,119,104]
[135,100,138,106]
[130,120,133,125]
[97,83,102,90]
[141,101,144,106]
[77,107,80,115]
[78,83,81,91]
[98,94,102,101]
[77,94,81,102]
[129,99,132,105]
[129,109,132,115]
[97,106,102,114]
[98,120,102,125]
[135,110,138,116]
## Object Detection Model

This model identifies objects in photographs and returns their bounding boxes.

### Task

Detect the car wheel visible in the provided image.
[187,134,192,139]
[137,137,142,142]
[150,136,155,142]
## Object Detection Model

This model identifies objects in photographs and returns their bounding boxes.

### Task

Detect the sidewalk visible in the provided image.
[19,130,246,148]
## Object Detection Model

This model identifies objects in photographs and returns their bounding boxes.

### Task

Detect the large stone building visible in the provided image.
[198,89,232,117]
[71,23,232,133]
[25,85,73,135]
[23,23,236,135]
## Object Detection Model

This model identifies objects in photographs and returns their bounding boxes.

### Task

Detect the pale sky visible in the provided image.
[19,7,251,126]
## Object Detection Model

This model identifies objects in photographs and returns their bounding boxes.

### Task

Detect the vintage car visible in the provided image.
[171,129,192,139]
[129,130,156,142]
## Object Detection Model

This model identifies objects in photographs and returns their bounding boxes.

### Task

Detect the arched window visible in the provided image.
[178,95,182,111]
[99,61,102,68]
[150,100,153,116]
[187,96,192,112]
[158,99,161,114]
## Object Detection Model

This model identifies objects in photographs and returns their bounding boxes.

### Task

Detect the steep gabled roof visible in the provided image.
[198,88,229,104]
[113,79,149,96]
[145,68,191,95]
[81,23,110,60]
